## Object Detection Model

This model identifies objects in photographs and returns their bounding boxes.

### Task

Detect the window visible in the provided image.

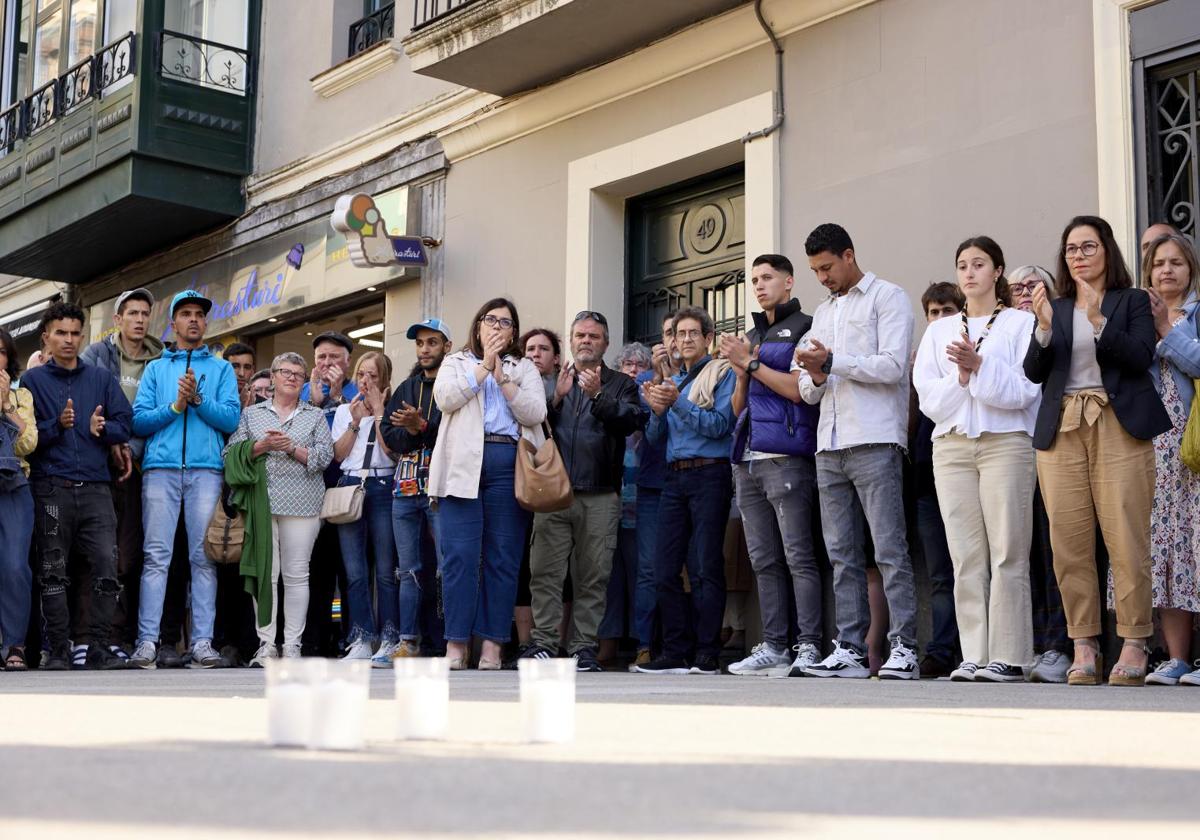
[162,0,249,93]
[164,0,248,49]
[349,0,393,58]
[1144,58,1200,240]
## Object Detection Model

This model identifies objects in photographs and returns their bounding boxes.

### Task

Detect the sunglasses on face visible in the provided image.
[573,310,608,326]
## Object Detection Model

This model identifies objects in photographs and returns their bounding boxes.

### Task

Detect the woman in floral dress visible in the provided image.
[1142,232,1200,685]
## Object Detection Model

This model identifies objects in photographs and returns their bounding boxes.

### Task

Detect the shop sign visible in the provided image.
[331,193,429,268]
[90,187,413,343]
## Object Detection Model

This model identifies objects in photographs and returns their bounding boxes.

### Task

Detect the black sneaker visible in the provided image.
[518,644,555,660]
[632,655,690,675]
[919,655,954,679]
[573,648,603,672]
[689,654,720,675]
[156,644,184,669]
[973,660,1024,683]
[85,644,128,671]
[44,642,72,671]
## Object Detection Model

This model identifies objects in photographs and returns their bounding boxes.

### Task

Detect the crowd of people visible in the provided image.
[0,215,1197,688]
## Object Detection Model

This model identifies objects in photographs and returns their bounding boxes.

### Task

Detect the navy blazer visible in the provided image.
[1023,287,1170,450]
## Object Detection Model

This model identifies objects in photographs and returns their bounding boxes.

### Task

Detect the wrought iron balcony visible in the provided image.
[350,2,398,57]
[412,0,477,31]
[158,30,250,95]
[403,0,750,96]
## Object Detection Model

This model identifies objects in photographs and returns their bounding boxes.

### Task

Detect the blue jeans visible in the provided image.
[916,491,959,662]
[816,445,918,651]
[138,469,222,645]
[655,462,732,661]
[598,526,637,640]
[437,442,530,643]
[632,488,661,649]
[0,485,34,649]
[391,493,441,642]
[337,476,399,644]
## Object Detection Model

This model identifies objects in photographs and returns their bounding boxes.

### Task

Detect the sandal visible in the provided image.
[4,646,28,671]
[1067,638,1103,686]
[1109,640,1149,687]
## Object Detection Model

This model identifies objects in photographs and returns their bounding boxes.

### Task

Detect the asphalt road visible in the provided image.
[1,669,1198,838]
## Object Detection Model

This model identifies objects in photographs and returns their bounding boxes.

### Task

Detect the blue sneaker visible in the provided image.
[1178,661,1200,687]
[1146,658,1191,686]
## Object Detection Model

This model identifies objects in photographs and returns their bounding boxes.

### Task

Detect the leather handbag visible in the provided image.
[321,422,377,523]
[1181,380,1200,473]
[514,422,574,513]
[204,486,244,565]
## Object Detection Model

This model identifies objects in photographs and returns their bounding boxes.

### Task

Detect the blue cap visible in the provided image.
[406,317,451,342]
[171,289,213,317]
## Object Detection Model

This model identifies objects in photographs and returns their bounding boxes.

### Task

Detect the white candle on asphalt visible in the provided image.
[309,678,369,750]
[267,682,313,747]
[521,679,575,744]
[395,675,449,740]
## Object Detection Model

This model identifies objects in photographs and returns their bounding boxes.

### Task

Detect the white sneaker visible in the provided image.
[188,640,223,669]
[1180,661,1200,686]
[281,644,302,659]
[1029,650,1070,683]
[130,640,157,670]
[787,642,821,677]
[371,641,400,668]
[249,643,278,668]
[728,642,791,676]
[950,661,978,681]
[343,637,373,660]
[878,641,919,680]
[804,641,870,678]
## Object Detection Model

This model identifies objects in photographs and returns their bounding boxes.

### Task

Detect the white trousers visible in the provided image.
[932,431,1035,668]
[254,515,322,647]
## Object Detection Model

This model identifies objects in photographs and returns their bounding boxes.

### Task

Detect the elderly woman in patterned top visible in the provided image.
[225,352,334,666]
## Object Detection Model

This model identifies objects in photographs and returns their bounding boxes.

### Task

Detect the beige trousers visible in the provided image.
[1036,399,1154,639]
[933,431,1036,667]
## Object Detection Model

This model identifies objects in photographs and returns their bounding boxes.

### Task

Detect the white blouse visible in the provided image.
[331,403,397,475]
[913,307,1040,440]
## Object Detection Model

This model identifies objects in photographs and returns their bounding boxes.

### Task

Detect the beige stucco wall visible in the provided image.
[440,0,1098,349]
[254,0,458,177]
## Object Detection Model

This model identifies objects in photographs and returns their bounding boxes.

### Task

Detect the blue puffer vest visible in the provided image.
[732,298,819,460]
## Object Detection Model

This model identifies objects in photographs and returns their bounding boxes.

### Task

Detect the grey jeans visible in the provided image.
[734,456,821,648]
[815,444,918,651]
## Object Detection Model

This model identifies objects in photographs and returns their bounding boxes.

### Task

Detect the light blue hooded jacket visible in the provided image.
[1152,295,1200,409]
[132,344,241,470]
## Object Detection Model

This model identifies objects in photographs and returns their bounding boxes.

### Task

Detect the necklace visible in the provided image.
[962,301,1004,350]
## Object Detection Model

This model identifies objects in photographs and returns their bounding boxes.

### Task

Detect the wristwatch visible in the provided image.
[746,359,761,374]
[500,373,512,385]
[820,354,834,376]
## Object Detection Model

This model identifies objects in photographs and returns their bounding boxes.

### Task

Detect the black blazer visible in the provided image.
[1023,287,1170,450]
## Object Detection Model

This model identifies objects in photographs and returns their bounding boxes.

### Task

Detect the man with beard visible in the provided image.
[381,318,452,658]
[522,311,645,670]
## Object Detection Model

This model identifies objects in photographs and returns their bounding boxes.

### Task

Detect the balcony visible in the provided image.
[0,26,256,284]
[403,0,750,96]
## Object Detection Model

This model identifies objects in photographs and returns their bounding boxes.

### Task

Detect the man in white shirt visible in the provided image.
[793,223,920,680]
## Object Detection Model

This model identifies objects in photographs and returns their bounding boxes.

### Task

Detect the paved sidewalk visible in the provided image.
[1,670,1198,838]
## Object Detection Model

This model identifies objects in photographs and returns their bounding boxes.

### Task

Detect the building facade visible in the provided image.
[0,0,1191,380]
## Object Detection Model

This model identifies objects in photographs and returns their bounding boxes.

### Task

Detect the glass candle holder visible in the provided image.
[308,658,371,751]
[265,658,323,748]
[394,656,450,740]
[518,658,576,744]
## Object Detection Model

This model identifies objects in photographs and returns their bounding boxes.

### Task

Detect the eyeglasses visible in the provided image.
[573,310,609,326]
[1008,282,1038,295]
[272,368,305,381]
[1064,241,1101,258]
[480,314,515,330]
[675,329,704,340]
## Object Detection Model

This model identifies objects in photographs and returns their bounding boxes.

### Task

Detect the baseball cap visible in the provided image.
[406,317,452,342]
[115,288,154,313]
[170,289,213,317]
[311,330,354,354]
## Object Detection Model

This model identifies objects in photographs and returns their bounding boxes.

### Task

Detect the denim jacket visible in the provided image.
[1153,296,1200,408]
